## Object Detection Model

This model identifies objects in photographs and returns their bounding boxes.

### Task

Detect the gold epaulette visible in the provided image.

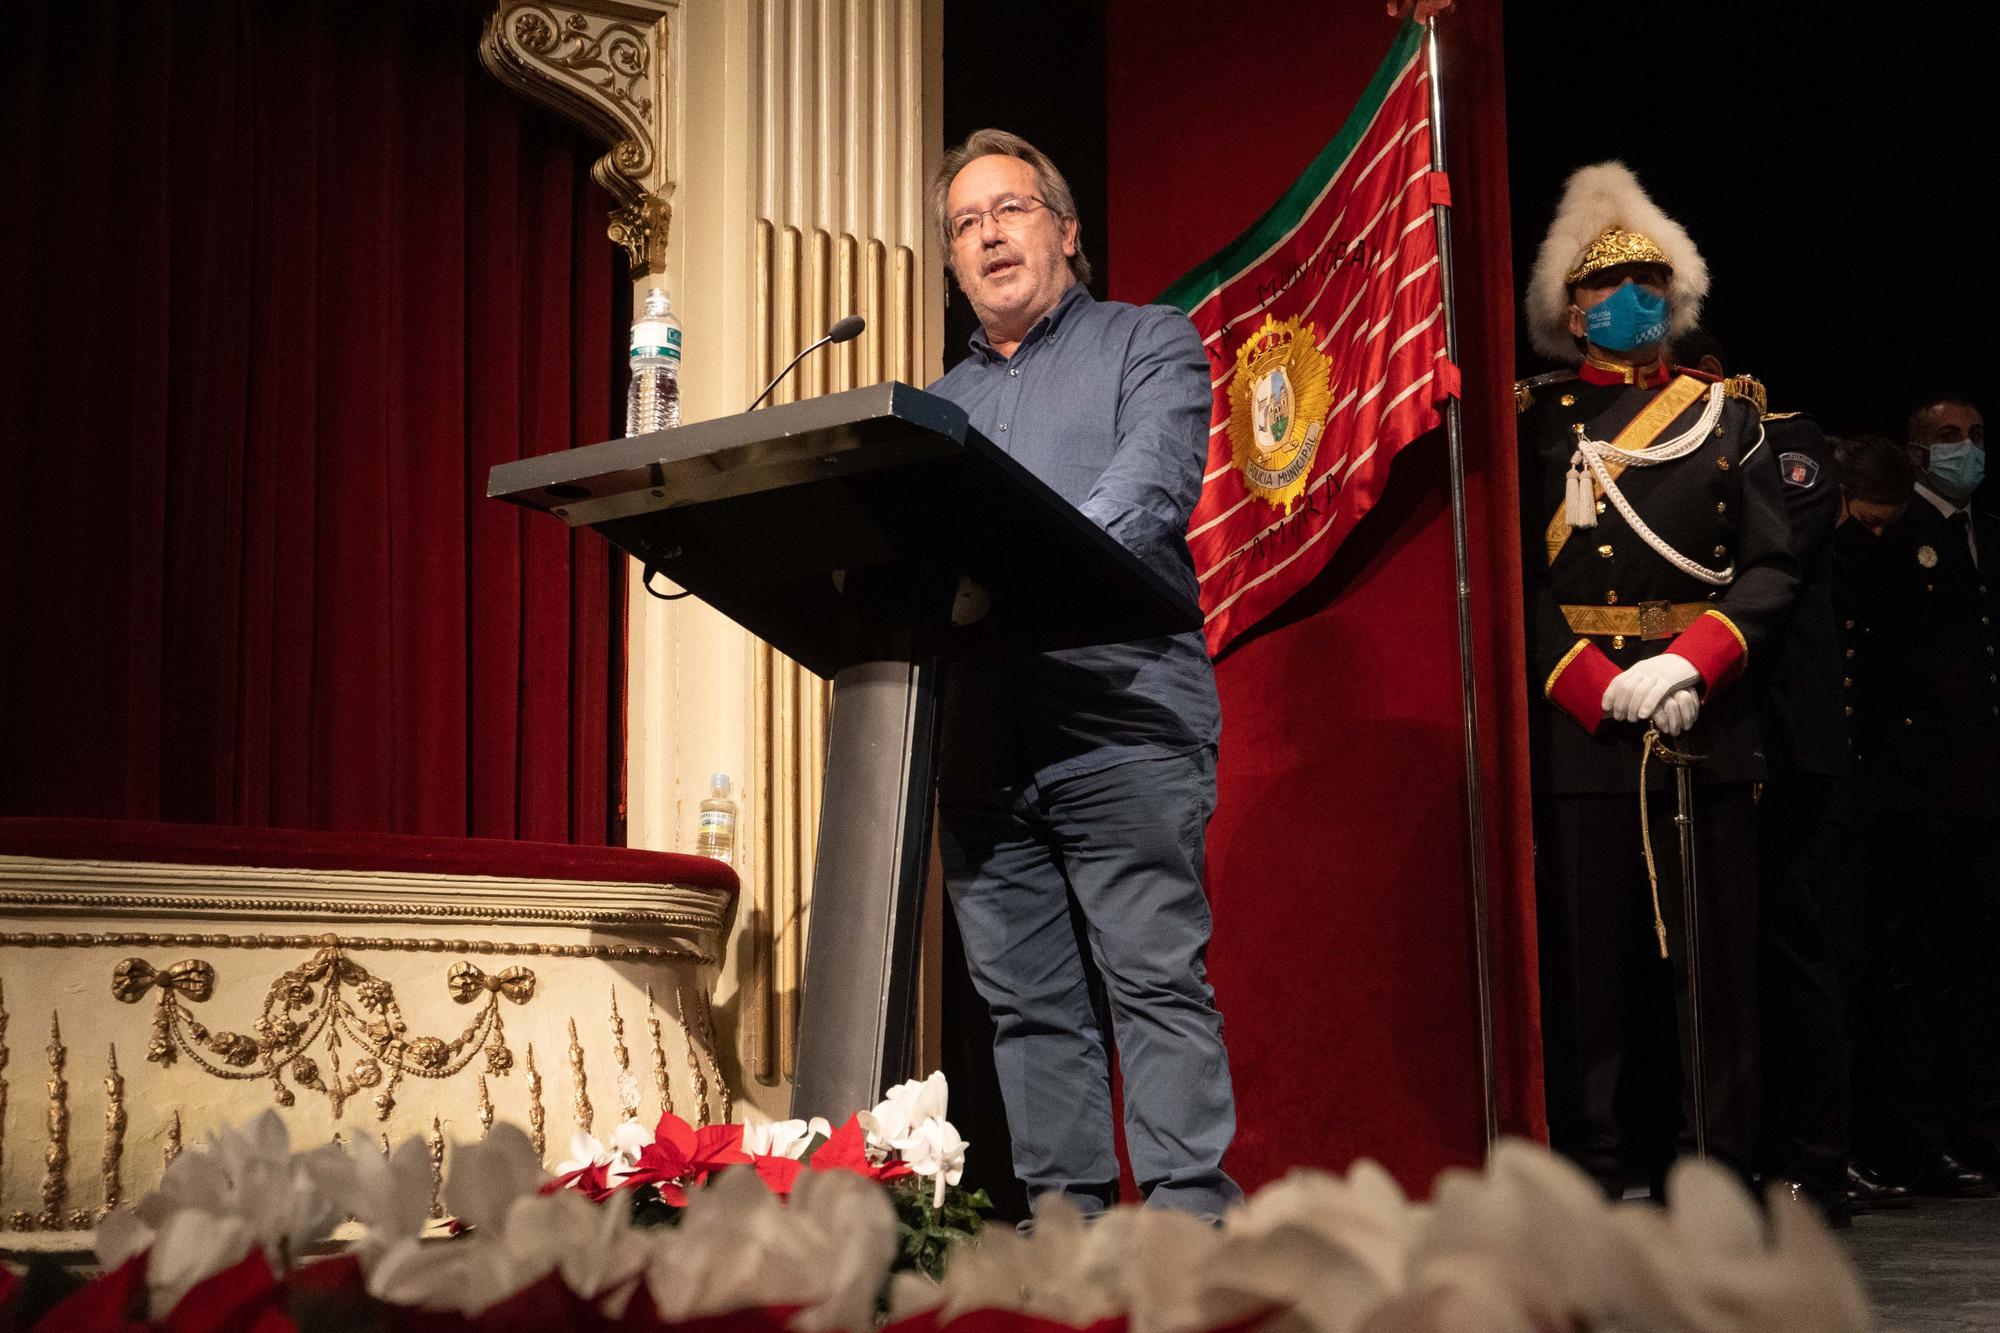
[1721,373,1768,416]
[1515,369,1579,415]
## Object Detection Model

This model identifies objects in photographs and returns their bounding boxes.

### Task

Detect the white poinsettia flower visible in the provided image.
[607,1117,653,1178]
[368,1227,542,1315]
[740,1115,832,1160]
[145,1212,259,1318]
[94,1207,155,1272]
[1199,1163,1419,1333]
[908,1194,1125,1327]
[896,1117,968,1208]
[443,1123,547,1234]
[1597,1156,1871,1333]
[102,1109,339,1318]
[783,1169,902,1333]
[535,1189,651,1305]
[859,1071,949,1152]
[305,1135,434,1266]
[1406,1138,1633,1330]
[642,1162,896,1329]
[370,1156,651,1315]
[555,1128,615,1178]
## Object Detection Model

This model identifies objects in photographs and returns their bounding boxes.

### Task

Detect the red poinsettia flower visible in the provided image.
[750,1154,805,1196]
[624,1112,751,1194]
[543,1158,617,1202]
[808,1115,912,1184]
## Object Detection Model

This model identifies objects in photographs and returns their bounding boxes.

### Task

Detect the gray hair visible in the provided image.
[929,128,1092,286]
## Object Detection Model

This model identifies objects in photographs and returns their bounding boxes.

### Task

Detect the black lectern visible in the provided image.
[488,383,1199,1120]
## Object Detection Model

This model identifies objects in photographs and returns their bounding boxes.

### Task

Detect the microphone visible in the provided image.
[747,315,867,411]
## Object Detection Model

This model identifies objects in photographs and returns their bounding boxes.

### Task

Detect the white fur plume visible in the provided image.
[1525,161,1709,364]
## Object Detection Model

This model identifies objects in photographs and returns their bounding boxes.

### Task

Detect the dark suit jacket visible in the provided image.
[1758,414,1848,779]
[1858,492,2000,817]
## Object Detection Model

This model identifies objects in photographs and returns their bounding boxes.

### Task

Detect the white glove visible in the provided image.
[1652,687,1700,736]
[1601,652,1700,724]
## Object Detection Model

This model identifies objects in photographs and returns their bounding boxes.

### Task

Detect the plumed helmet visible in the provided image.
[1525,161,1708,364]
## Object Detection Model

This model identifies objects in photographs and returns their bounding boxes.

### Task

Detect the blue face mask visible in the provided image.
[1928,440,1987,500]
[1583,281,1669,353]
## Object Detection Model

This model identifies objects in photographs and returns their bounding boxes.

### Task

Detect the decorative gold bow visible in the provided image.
[446,962,536,1005]
[111,957,216,1005]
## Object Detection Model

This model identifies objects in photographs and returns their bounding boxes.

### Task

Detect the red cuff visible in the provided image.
[1544,639,1621,735]
[1668,610,1748,694]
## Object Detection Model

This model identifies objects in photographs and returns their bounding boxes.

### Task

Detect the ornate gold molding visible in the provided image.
[526,1043,548,1160]
[1,979,10,1208]
[567,1018,593,1138]
[39,1013,68,1230]
[0,854,732,951]
[3,929,711,966]
[101,1045,125,1218]
[111,947,535,1120]
[646,983,672,1119]
[480,1,678,274]
[427,1116,446,1220]
[609,989,640,1120]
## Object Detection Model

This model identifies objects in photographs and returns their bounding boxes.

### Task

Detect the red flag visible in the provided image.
[1159,21,1455,656]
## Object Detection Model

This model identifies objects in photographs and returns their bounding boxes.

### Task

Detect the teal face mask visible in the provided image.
[1928,440,1986,500]
[1584,281,1669,353]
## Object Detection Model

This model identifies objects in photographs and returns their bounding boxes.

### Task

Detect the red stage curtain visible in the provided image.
[0,0,621,842]
[1105,0,1544,1190]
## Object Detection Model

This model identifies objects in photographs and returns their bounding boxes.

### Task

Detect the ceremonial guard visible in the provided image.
[1852,396,2000,1193]
[1517,164,1798,1194]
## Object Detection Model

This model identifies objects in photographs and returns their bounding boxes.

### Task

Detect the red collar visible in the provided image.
[1579,353,1674,389]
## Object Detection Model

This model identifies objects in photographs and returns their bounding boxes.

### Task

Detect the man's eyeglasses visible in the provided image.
[948,196,1049,243]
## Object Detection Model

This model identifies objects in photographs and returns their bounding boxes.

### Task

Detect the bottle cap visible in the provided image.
[709,772,730,794]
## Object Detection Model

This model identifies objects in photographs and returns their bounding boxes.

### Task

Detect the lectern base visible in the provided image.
[789,647,943,1120]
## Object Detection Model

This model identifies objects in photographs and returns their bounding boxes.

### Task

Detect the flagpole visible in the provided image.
[1425,15,1500,1150]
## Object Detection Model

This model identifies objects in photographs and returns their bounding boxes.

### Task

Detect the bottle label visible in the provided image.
[631,324,683,360]
[698,811,730,831]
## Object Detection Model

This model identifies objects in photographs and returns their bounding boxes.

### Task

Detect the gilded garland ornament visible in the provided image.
[109,947,534,1119]
[1225,315,1336,515]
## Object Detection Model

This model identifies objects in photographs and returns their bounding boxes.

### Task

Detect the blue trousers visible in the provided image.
[937,748,1241,1216]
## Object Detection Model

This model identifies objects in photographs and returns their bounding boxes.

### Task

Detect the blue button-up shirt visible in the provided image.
[927,283,1220,791]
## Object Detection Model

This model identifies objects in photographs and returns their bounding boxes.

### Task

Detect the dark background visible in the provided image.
[1504,5,1999,435]
[941,1,1109,372]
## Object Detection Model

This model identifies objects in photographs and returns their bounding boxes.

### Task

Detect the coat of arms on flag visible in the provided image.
[1160,20,1458,656]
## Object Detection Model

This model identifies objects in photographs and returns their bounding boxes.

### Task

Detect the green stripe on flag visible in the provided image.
[1156,19,1428,313]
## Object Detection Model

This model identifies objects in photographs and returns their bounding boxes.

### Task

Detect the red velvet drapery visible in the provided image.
[1106,0,1544,1191]
[0,0,621,842]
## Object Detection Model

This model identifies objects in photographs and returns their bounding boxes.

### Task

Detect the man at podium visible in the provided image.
[924,129,1242,1220]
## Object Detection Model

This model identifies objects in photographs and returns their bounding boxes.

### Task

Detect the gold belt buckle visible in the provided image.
[1637,600,1675,641]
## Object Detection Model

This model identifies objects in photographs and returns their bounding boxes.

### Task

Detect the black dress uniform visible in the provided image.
[1520,356,1800,1193]
[1751,411,1862,1207]
[1853,489,2000,1176]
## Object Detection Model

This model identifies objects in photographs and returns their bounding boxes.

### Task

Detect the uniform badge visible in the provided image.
[1226,315,1334,515]
[1918,545,1939,568]
[1779,451,1820,488]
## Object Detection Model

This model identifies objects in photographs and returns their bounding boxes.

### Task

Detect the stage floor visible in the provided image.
[1847,1195,2000,1331]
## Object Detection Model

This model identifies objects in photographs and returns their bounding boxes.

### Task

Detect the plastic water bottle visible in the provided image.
[695,772,737,863]
[625,287,683,435]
